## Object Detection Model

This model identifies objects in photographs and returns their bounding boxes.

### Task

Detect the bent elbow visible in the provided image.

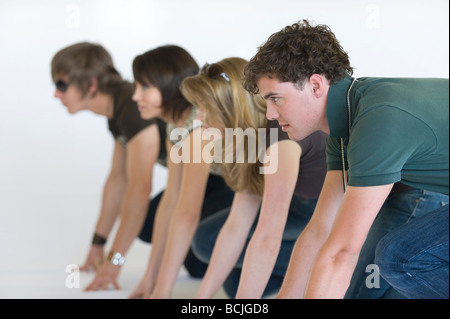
[302,223,330,248]
[333,247,360,267]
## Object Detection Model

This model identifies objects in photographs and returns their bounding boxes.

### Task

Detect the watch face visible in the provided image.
[107,252,125,266]
[112,257,124,265]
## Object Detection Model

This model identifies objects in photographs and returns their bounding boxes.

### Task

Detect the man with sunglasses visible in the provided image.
[51,42,166,291]
[244,20,449,299]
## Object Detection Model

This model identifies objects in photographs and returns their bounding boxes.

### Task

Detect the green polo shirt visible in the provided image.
[326,75,449,195]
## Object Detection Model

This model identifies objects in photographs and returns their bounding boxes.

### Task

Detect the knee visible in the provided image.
[191,220,217,264]
[184,250,208,278]
[138,225,152,243]
[222,271,241,298]
[375,233,404,282]
[375,234,390,267]
[192,209,229,263]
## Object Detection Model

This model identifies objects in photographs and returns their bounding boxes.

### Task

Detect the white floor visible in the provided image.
[0,164,226,299]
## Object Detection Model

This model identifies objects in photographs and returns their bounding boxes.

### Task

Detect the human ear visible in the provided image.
[88,77,99,95]
[309,74,326,97]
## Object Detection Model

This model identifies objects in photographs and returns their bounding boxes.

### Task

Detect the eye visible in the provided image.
[135,82,150,91]
[271,97,280,103]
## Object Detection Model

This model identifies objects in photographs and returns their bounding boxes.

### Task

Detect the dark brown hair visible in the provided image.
[51,42,123,96]
[244,20,353,94]
[133,45,199,122]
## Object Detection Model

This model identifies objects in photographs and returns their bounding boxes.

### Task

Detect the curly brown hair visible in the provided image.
[244,20,353,94]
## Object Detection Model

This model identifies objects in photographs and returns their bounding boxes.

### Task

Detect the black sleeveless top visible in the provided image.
[108,82,167,166]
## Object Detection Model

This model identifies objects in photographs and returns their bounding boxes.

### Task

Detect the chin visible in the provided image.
[139,111,152,120]
[287,130,303,142]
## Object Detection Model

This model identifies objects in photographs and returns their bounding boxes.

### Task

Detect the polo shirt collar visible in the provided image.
[326,75,353,139]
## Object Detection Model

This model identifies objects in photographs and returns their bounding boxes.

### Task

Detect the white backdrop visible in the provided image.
[0,0,448,297]
[1,0,448,199]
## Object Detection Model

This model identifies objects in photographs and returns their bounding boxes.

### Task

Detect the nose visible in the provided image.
[54,89,62,99]
[266,103,279,120]
[132,88,140,102]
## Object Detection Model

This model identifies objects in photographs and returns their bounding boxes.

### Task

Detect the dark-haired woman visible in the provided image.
[129,45,234,299]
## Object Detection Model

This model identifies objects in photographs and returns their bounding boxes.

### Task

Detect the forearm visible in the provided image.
[108,184,151,253]
[141,192,177,286]
[95,175,127,237]
[235,232,282,299]
[151,133,212,297]
[277,227,325,299]
[303,185,392,299]
[153,207,201,295]
[276,171,346,298]
[197,219,250,299]
[304,245,358,299]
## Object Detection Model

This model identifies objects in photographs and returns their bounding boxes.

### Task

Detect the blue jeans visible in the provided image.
[375,204,449,299]
[191,195,317,298]
[345,188,449,299]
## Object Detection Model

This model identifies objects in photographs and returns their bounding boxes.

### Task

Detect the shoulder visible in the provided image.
[298,131,327,151]
[167,107,200,147]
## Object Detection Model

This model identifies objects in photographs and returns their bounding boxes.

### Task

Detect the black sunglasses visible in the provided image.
[201,63,230,82]
[55,79,70,93]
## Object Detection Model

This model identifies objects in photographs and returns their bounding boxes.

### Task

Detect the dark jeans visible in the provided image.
[138,173,235,278]
[376,204,449,299]
[191,195,317,298]
[345,189,449,299]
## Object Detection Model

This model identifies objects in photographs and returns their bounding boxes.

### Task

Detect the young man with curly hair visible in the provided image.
[244,20,449,299]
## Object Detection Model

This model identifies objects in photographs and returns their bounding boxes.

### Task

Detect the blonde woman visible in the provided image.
[129,45,234,299]
[181,57,327,298]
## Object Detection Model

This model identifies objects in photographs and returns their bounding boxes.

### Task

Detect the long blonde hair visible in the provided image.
[181,57,267,196]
